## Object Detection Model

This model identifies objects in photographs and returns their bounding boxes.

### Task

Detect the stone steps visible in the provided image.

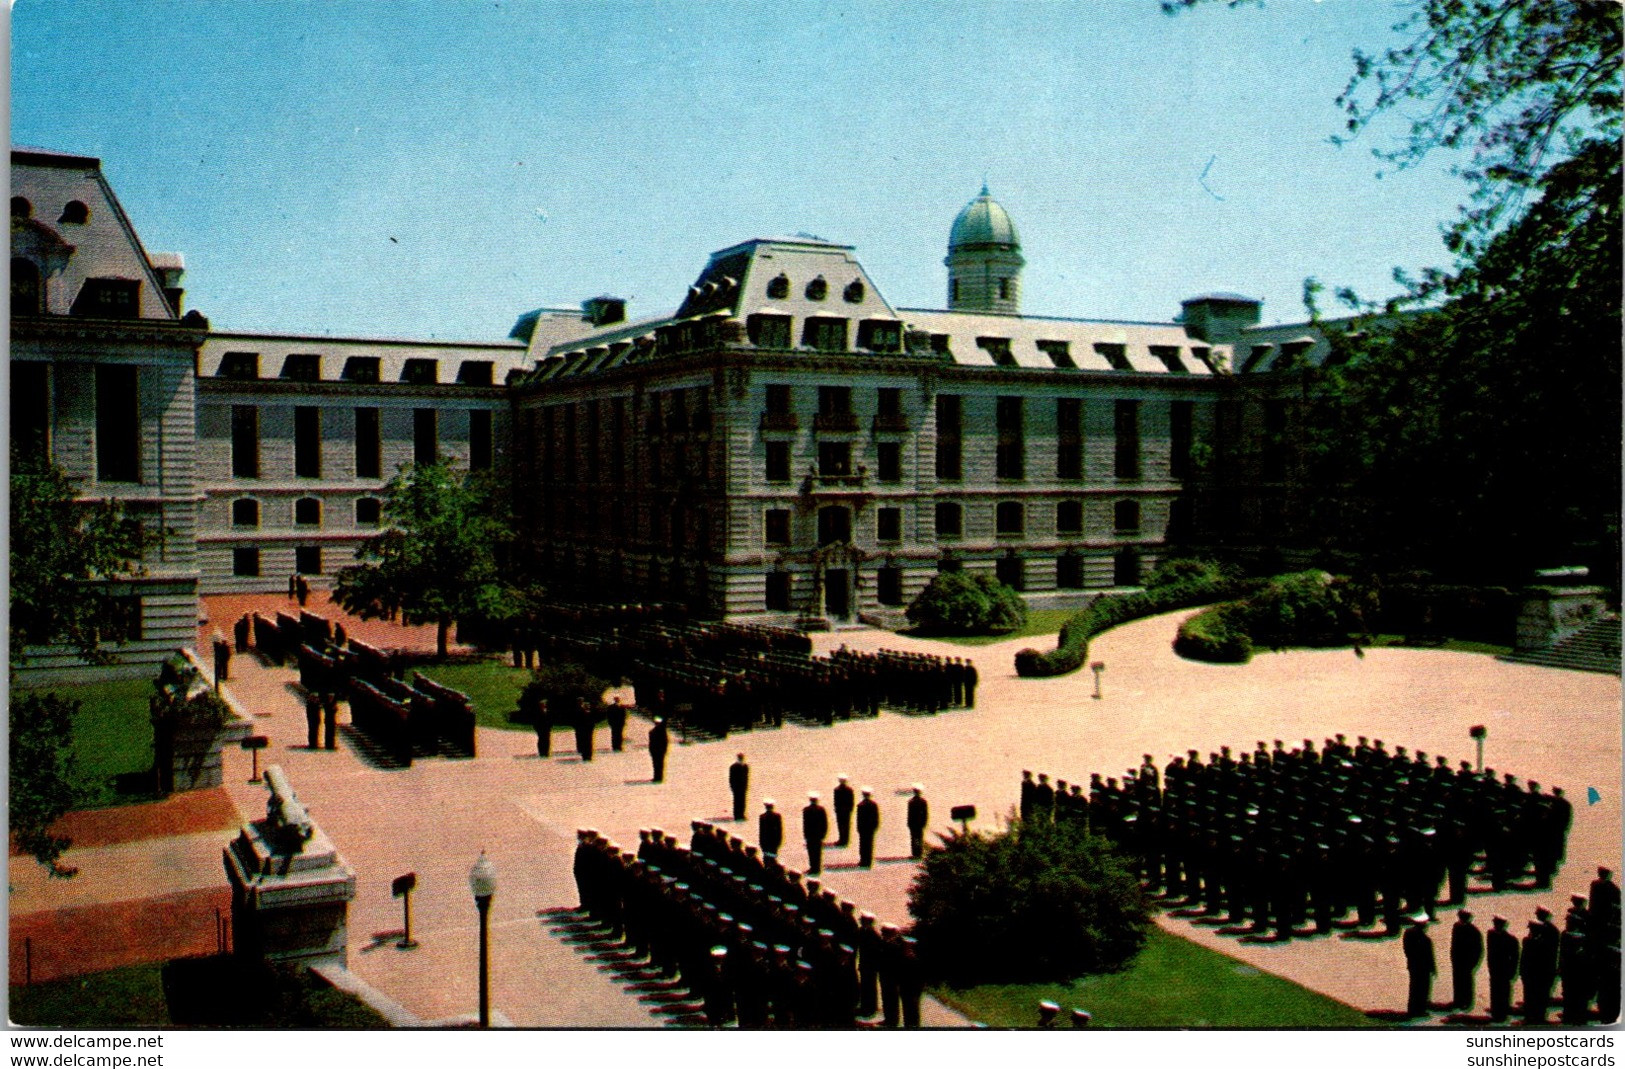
[1502,614,1621,675]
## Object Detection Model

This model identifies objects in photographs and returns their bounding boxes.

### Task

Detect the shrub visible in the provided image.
[1172,605,1254,663]
[1014,575,1262,677]
[1144,556,1237,590]
[907,572,1028,635]
[907,817,1151,986]
[9,690,82,877]
[521,661,610,717]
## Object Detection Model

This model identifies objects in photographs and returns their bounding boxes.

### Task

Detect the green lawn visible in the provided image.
[905,608,1078,648]
[10,958,390,1028]
[932,926,1374,1028]
[417,658,532,730]
[17,677,158,808]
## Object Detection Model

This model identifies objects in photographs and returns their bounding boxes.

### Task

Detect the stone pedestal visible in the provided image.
[224,768,356,968]
[1514,584,1607,654]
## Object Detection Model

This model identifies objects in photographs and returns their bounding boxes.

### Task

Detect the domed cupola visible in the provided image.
[945,184,1024,313]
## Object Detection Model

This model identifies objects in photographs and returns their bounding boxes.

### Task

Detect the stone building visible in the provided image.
[510,191,1255,626]
[10,147,209,677]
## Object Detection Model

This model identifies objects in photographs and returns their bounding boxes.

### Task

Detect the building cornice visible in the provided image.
[12,314,209,348]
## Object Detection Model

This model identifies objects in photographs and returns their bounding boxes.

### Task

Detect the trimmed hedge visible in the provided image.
[1171,604,1254,663]
[1014,576,1264,677]
[908,571,1028,636]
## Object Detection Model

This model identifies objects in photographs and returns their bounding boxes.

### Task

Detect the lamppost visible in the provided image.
[468,852,497,1027]
[1090,661,1105,700]
[1469,724,1487,773]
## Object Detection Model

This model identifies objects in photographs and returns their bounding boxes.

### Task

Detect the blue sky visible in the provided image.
[11,1,1473,339]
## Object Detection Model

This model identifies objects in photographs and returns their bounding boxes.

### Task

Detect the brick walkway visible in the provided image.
[199,590,474,655]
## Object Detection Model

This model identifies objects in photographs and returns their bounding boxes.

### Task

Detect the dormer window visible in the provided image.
[70,278,139,319]
[843,280,865,304]
[281,354,321,381]
[977,337,1016,367]
[767,273,790,300]
[342,356,381,383]
[457,361,494,385]
[802,316,847,352]
[1037,340,1074,369]
[1094,343,1132,371]
[805,277,828,301]
[59,200,90,225]
[402,358,439,384]
[747,313,792,349]
[219,352,260,380]
[857,319,901,353]
[1150,345,1188,374]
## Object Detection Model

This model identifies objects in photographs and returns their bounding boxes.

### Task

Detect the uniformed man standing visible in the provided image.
[1403,914,1436,1018]
[758,800,783,857]
[322,692,338,750]
[1449,909,1483,1012]
[648,718,669,783]
[803,792,829,875]
[304,693,321,750]
[574,698,595,762]
[833,776,856,847]
[532,696,552,758]
[856,788,881,868]
[907,785,929,860]
[730,753,750,820]
[1486,916,1520,1022]
[1522,908,1560,1023]
[606,697,628,752]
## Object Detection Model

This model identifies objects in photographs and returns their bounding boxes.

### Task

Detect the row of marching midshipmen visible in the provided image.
[1021,736,1573,942]
[572,826,926,1028]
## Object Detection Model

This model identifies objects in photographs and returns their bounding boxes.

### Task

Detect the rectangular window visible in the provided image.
[876,441,902,483]
[1057,500,1084,535]
[341,356,380,383]
[96,365,141,482]
[996,395,1024,480]
[12,362,49,460]
[356,497,382,526]
[1114,400,1140,479]
[281,354,321,381]
[414,408,437,466]
[470,409,493,471]
[355,408,381,478]
[102,596,142,643]
[995,555,1025,591]
[233,547,261,577]
[877,387,902,417]
[818,440,852,478]
[294,406,322,478]
[765,508,791,546]
[219,352,260,380]
[935,394,962,481]
[1057,398,1083,481]
[231,405,259,478]
[748,315,792,349]
[402,359,439,384]
[802,317,848,352]
[295,546,322,575]
[856,319,901,352]
[765,441,791,483]
[1170,401,1194,479]
[457,361,494,385]
[934,502,962,539]
[877,567,904,606]
[766,384,792,414]
[765,571,793,611]
[877,507,902,543]
[1057,554,1084,590]
[72,278,140,318]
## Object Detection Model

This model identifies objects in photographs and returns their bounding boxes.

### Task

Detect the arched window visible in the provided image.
[1114,547,1141,587]
[355,497,382,526]
[11,258,42,316]
[766,274,790,300]
[11,197,31,218]
[231,498,259,527]
[59,200,90,224]
[804,276,827,301]
[295,497,322,526]
[843,280,865,304]
[996,501,1024,535]
[1114,499,1140,533]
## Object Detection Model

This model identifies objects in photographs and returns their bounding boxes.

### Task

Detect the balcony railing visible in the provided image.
[872,413,909,433]
[760,411,799,432]
[813,412,860,433]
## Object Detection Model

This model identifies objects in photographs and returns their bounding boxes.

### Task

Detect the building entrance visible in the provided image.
[825,569,851,619]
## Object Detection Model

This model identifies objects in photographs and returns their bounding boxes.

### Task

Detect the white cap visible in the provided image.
[912,783,924,792]
[763,798,776,807]
[808,791,821,800]
[861,786,874,795]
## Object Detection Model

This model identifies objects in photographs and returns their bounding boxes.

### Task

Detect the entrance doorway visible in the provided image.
[825,569,851,619]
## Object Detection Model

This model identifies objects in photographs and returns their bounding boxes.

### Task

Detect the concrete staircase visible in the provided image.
[1502,614,1621,675]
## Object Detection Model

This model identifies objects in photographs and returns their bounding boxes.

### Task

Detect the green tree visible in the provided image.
[9,692,82,878]
[332,460,515,657]
[907,817,1150,986]
[906,571,1027,635]
[1169,0,1622,583]
[9,451,149,667]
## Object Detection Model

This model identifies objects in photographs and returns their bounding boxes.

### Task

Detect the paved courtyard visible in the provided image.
[11,596,1620,1027]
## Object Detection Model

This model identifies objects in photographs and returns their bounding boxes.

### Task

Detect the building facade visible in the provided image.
[13,149,1338,671]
